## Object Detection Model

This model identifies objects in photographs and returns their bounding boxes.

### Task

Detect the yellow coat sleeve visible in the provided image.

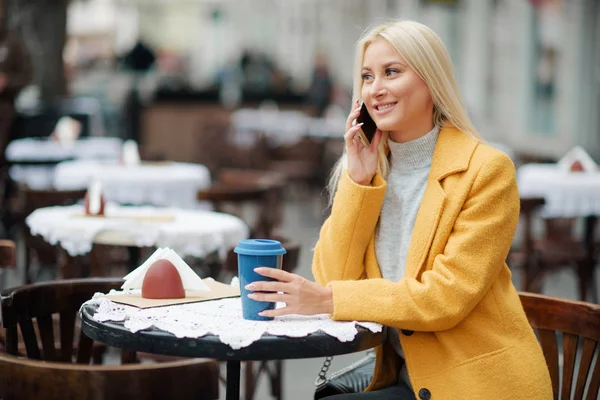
[327,153,520,331]
[312,171,386,284]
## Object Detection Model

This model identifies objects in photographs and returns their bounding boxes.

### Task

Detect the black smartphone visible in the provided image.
[354,102,378,147]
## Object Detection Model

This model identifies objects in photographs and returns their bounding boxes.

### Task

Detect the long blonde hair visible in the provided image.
[327,20,482,204]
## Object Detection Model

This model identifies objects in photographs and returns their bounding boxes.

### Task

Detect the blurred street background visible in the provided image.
[0,1,599,399]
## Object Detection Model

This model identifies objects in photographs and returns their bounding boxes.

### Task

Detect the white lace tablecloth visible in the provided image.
[6,137,123,189]
[517,163,600,218]
[82,293,382,350]
[53,160,211,209]
[26,204,249,257]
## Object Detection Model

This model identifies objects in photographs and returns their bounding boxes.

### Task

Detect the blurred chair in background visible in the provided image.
[509,198,598,302]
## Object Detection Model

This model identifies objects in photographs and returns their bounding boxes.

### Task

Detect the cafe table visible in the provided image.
[80,296,383,400]
[53,160,212,209]
[26,203,249,274]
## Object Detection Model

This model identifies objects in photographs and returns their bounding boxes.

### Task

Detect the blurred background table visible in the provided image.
[517,163,600,218]
[5,137,123,189]
[54,160,211,209]
[25,204,249,278]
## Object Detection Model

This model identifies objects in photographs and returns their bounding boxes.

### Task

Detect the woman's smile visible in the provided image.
[373,101,397,116]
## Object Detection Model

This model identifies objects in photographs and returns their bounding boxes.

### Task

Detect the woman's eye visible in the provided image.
[385,68,399,77]
[361,73,373,81]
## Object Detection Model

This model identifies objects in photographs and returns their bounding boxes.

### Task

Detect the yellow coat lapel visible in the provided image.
[404,126,479,277]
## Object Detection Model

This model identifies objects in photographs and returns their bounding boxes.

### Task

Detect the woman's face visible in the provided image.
[360,38,434,142]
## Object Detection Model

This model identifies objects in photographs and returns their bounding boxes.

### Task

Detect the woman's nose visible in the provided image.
[369,79,386,98]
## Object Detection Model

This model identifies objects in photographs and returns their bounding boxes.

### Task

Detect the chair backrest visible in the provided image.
[0,353,219,400]
[0,240,16,268]
[519,292,600,400]
[17,188,87,274]
[21,187,86,217]
[1,278,123,362]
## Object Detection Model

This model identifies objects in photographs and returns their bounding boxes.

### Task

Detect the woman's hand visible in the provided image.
[345,100,382,186]
[245,268,333,317]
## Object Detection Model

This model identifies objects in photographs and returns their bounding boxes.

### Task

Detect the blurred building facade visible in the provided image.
[59,0,599,161]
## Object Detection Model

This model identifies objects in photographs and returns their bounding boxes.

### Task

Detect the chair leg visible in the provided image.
[577,259,597,303]
[120,349,138,364]
[524,252,544,293]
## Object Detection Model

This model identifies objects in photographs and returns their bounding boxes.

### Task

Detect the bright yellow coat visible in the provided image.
[312,127,553,400]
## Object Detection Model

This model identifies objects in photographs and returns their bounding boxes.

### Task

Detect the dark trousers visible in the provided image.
[323,381,416,399]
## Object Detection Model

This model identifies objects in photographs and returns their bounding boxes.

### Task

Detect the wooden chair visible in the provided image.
[1,278,126,362]
[0,278,219,399]
[0,352,219,400]
[510,198,598,302]
[519,292,600,400]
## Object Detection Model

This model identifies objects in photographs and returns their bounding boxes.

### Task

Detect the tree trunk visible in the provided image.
[6,0,67,103]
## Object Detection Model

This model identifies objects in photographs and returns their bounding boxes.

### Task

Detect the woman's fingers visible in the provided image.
[258,307,291,318]
[247,292,288,303]
[345,99,361,131]
[245,280,288,293]
[253,267,295,281]
[344,123,364,146]
[369,129,382,151]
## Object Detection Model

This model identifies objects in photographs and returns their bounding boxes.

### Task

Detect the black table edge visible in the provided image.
[80,303,383,361]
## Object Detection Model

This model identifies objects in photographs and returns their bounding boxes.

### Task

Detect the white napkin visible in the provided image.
[558,146,598,172]
[87,181,102,215]
[121,247,210,291]
[122,140,141,166]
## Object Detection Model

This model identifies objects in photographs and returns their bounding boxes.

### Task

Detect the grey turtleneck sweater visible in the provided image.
[374,125,439,385]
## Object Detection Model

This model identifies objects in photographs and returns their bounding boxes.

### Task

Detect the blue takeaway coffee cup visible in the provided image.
[234,239,287,321]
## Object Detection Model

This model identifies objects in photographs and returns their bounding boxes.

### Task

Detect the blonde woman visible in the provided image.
[247,20,553,399]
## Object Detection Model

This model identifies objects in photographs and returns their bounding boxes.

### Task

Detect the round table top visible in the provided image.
[26,204,249,257]
[80,302,383,361]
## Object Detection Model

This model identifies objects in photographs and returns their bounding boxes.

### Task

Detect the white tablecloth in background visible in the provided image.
[6,137,123,162]
[6,137,123,189]
[517,163,600,218]
[26,204,249,257]
[54,160,211,209]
